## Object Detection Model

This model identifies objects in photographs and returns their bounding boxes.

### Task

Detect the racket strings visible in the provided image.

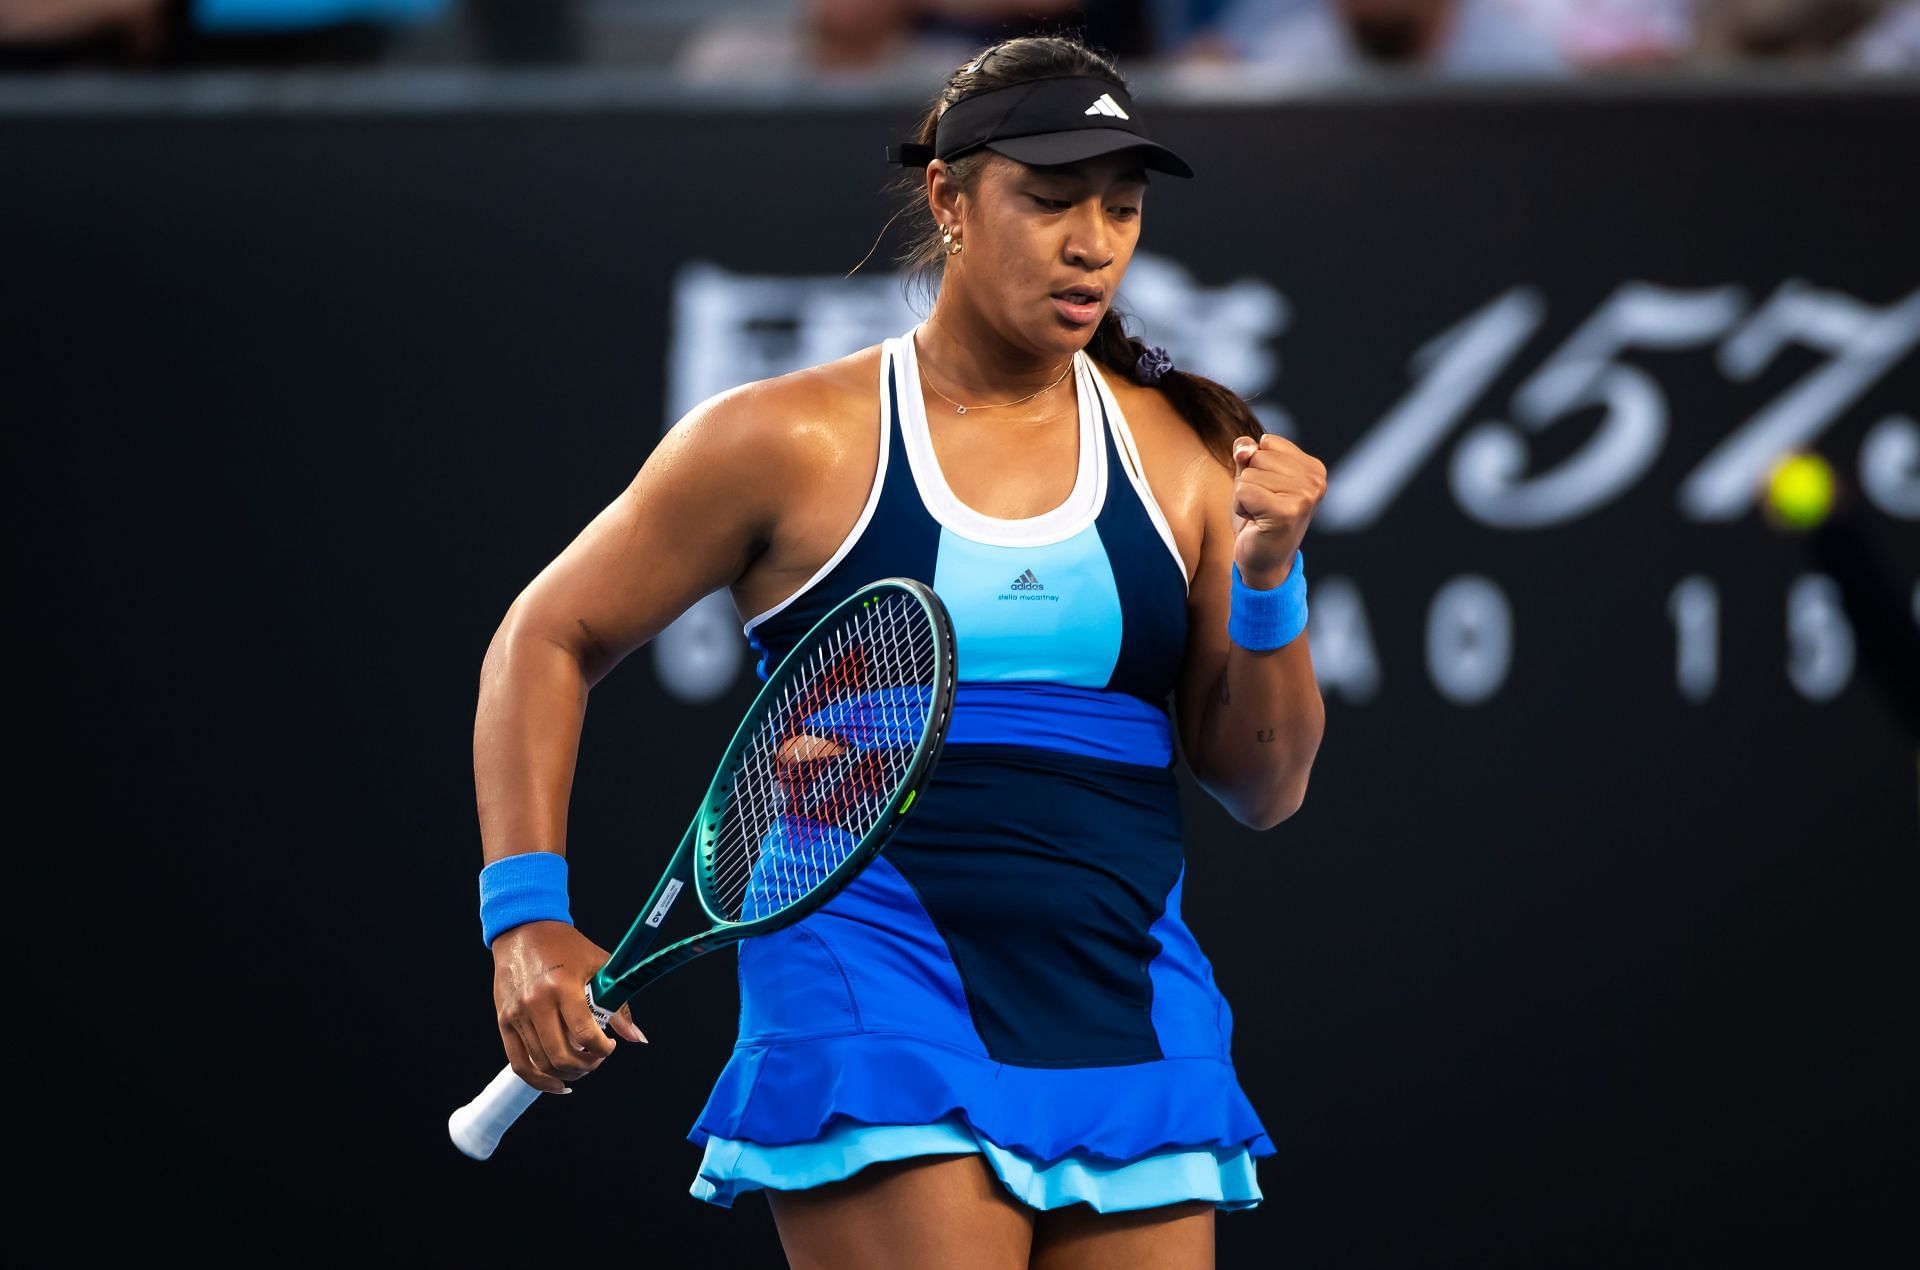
[704,594,940,923]
[712,623,927,915]
[711,628,925,917]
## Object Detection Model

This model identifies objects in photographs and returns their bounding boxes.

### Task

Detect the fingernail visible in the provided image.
[557,1086,572,1095]
[638,1030,650,1044]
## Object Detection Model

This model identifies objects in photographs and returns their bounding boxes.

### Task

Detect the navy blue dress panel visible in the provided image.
[699,836,1274,1169]
[879,744,1186,1066]
[1087,386,1191,709]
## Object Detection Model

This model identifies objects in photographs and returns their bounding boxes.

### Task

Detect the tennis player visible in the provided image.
[472,33,1325,1270]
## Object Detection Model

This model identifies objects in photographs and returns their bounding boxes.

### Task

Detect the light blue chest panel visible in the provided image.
[931,524,1123,688]
[742,330,1191,766]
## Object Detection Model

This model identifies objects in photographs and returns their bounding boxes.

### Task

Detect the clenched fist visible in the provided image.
[1230,434,1327,589]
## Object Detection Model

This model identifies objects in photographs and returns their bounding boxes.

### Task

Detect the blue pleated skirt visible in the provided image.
[687,745,1276,1213]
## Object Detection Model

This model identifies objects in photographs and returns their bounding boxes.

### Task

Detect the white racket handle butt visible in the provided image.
[450,986,612,1160]
[449,1065,543,1160]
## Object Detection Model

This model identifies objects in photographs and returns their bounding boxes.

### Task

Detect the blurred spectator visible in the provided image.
[1174,0,1570,76]
[193,0,447,32]
[1696,0,1876,56]
[1500,0,1695,67]
[1696,0,1917,66]
[0,0,457,66]
[676,0,1082,82]
[1139,0,1236,49]
[0,0,172,61]
[1847,0,1919,66]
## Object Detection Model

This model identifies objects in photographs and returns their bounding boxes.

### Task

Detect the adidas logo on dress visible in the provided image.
[1009,569,1045,591]
[1084,93,1130,120]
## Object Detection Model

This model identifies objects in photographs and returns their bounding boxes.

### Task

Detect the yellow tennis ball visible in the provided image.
[1766,453,1835,530]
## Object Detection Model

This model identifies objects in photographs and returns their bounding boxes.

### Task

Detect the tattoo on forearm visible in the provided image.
[1255,728,1275,743]
[576,618,610,663]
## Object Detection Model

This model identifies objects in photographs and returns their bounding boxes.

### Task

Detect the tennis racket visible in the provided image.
[449,577,956,1160]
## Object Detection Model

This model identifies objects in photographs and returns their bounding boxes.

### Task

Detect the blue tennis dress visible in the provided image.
[688,327,1274,1213]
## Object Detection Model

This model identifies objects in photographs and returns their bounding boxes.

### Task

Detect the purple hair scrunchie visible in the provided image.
[1134,344,1174,385]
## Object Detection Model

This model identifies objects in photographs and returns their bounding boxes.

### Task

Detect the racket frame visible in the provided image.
[586,577,955,1014]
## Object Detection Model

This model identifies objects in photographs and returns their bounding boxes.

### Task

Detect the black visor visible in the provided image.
[888,75,1194,179]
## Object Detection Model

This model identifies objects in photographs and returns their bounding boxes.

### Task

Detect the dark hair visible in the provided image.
[887,34,1263,469]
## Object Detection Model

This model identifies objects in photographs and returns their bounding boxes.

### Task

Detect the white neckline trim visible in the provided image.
[1083,360,1192,595]
[895,326,1105,548]
[740,350,893,637]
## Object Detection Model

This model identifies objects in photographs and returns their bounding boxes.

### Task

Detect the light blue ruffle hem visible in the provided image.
[691,1116,1264,1213]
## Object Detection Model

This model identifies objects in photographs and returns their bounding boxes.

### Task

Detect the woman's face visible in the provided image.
[933,152,1148,360]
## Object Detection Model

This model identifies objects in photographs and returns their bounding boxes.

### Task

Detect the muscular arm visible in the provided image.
[472,386,806,1089]
[1174,448,1326,831]
[474,389,786,866]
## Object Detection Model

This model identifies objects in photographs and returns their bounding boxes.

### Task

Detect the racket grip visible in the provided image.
[448,1065,543,1161]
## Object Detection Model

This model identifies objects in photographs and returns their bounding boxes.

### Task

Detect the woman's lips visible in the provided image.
[1052,295,1101,326]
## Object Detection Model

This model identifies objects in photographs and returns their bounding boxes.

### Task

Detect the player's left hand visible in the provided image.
[1230,434,1326,588]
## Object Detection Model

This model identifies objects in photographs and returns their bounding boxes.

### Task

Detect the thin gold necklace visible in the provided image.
[918,344,1075,415]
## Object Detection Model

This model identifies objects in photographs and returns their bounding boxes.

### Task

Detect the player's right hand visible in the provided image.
[490,922,647,1094]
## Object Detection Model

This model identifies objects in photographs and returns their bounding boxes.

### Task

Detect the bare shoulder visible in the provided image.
[662,344,880,509]
[675,345,887,621]
[1099,372,1234,586]
[678,344,883,461]
[485,345,887,678]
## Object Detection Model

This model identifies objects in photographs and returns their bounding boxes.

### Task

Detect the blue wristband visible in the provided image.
[479,852,573,948]
[1228,551,1308,650]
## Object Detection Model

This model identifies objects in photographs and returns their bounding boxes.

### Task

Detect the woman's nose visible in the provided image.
[1064,204,1113,269]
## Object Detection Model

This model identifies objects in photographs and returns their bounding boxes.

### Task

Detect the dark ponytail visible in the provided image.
[1085,308,1263,470]
[884,33,1262,471]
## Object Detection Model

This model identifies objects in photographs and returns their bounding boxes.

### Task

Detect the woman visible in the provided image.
[473,34,1327,1270]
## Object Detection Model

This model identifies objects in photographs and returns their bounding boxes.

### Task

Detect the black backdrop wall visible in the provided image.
[8,80,1916,1265]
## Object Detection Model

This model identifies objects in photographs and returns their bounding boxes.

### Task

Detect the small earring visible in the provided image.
[942,226,962,255]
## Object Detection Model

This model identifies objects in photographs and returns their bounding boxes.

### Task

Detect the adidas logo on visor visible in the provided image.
[1084,93,1130,120]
